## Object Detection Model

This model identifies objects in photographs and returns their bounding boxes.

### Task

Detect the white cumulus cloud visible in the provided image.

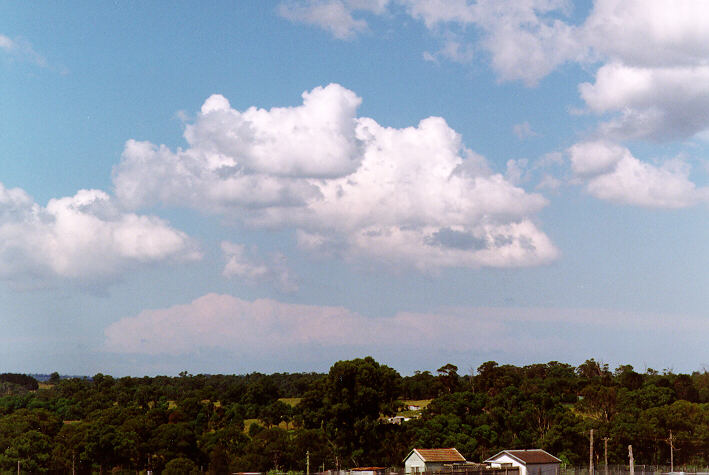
[579,63,709,140]
[280,1,709,143]
[113,84,557,270]
[567,141,708,208]
[583,0,709,68]
[0,183,200,286]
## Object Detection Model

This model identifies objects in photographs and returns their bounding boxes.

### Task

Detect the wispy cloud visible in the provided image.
[222,242,299,293]
[0,33,53,69]
[277,0,389,39]
[513,121,538,140]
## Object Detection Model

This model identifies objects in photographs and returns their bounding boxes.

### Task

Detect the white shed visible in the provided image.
[404,448,466,473]
[484,449,561,475]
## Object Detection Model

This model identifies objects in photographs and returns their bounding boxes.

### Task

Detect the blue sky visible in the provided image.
[1,0,707,376]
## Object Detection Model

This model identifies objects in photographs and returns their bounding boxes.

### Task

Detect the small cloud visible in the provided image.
[0,33,66,73]
[278,0,387,39]
[535,151,564,168]
[567,141,709,208]
[438,39,474,64]
[422,51,437,63]
[424,39,474,65]
[505,158,528,185]
[513,121,538,140]
[222,242,298,293]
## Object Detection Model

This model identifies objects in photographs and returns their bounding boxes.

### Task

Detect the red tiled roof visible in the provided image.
[415,448,466,463]
[486,449,560,465]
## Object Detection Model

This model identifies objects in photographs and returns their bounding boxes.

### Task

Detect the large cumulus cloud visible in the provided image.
[113,84,557,270]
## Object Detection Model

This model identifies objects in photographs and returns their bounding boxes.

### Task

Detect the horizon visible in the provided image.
[14,356,709,380]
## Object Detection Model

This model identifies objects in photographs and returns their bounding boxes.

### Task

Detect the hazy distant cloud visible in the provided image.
[222,242,298,293]
[568,141,709,208]
[277,0,389,39]
[114,83,557,270]
[104,293,708,368]
[104,293,508,356]
[0,183,200,287]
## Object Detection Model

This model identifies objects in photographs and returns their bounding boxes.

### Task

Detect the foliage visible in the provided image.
[0,359,706,473]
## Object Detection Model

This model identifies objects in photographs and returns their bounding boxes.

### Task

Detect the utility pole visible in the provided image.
[590,429,594,475]
[603,437,609,475]
[628,445,634,475]
[307,450,310,475]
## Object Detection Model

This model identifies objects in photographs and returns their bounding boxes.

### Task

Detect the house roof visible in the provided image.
[406,448,466,463]
[485,449,561,465]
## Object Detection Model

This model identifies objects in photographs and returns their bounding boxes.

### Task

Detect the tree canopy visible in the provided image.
[0,358,707,473]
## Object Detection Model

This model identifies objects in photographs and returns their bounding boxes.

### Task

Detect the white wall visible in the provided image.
[488,454,527,475]
[405,452,426,473]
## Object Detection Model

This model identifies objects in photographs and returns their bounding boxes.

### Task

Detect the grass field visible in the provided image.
[401,399,432,408]
[278,397,302,406]
[243,418,291,432]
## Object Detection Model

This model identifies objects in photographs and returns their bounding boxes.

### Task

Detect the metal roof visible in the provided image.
[485,449,561,465]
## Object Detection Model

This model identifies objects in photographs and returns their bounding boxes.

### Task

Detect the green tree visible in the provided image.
[300,356,401,467]
[164,456,199,474]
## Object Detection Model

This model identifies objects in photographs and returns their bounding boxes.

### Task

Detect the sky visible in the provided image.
[1,0,707,377]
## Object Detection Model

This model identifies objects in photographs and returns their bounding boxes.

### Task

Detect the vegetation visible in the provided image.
[0,358,707,473]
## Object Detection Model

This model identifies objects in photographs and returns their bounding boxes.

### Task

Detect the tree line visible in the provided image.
[0,358,707,474]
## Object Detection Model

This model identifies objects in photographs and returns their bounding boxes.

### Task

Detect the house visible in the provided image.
[484,449,561,475]
[387,415,411,424]
[404,448,466,473]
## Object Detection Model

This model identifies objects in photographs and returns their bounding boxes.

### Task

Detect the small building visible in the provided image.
[404,448,466,473]
[387,415,411,424]
[351,467,387,475]
[484,449,561,475]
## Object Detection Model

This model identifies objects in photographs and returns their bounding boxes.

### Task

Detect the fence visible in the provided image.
[561,466,709,475]
[320,467,520,475]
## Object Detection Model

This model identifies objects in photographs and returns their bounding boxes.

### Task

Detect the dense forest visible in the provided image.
[0,358,707,474]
